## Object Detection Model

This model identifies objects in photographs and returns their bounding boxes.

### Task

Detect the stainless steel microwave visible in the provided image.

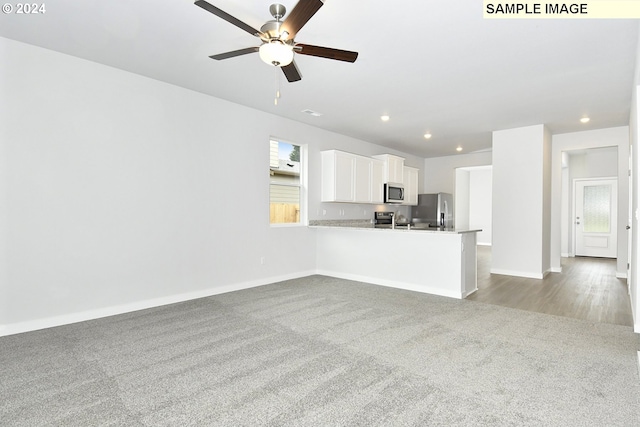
[384,182,404,203]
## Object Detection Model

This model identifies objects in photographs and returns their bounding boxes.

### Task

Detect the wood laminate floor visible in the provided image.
[467,246,634,327]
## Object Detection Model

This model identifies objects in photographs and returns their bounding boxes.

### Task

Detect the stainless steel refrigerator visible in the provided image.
[411,193,454,228]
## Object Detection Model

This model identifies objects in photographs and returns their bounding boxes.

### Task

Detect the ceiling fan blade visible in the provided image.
[195,0,262,37]
[281,61,302,82]
[294,44,358,63]
[280,0,324,41]
[209,47,259,60]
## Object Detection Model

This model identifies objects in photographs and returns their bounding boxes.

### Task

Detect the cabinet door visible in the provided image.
[321,150,355,202]
[403,167,419,206]
[389,156,405,183]
[371,154,405,184]
[354,156,372,203]
[371,160,385,204]
[334,151,356,202]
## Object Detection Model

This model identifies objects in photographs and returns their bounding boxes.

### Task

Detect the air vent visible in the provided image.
[301,109,323,117]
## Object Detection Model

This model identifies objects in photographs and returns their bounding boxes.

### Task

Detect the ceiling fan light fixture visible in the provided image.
[259,40,294,67]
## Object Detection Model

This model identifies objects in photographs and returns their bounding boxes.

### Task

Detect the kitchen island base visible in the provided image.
[314,227,478,299]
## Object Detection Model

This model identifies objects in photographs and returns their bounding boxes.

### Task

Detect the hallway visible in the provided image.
[467,246,634,327]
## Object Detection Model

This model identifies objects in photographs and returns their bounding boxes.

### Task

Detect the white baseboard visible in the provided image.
[633,298,638,333]
[616,272,628,279]
[477,242,492,246]
[550,267,562,273]
[461,287,478,298]
[490,268,545,279]
[315,269,464,300]
[0,270,316,337]
[561,252,570,258]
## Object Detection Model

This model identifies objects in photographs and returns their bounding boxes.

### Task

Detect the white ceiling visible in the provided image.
[1,0,638,158]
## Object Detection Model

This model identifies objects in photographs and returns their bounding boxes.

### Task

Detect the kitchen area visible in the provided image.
[373,192,453,230]
[311,150,480,300]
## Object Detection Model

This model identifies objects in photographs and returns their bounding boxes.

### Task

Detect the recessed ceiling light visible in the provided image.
[424,133,432,139]
[580,117,590,123]
[380,115,390,122]
[456,146,463,152]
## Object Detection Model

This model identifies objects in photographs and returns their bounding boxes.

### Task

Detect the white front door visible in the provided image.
[575,178,617,258]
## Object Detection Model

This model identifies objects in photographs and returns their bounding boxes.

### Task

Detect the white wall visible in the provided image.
[551,127,630,277]
[0,38,422,335]
[454,169,470,229]
[492,125,550,278]
[423,151,492,194]
[542,126,553,276]
[569,147,618,179]
[633,86,640,333]
[469,168,493,245]
[455,166,492,245]
[561,167,570,256]
[630,36,640,332]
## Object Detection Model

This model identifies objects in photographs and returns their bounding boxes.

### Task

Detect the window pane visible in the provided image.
[583,184,610,233]
[270,184,300,223]
[270,139,301,224]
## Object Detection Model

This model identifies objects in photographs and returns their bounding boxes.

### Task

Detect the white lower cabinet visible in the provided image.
[403,166,419,206]
[321,150,385,204]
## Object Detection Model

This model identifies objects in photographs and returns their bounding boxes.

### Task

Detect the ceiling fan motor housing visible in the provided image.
[260,20,287,41]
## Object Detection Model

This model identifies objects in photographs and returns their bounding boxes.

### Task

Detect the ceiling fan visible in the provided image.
[194,0,358,82]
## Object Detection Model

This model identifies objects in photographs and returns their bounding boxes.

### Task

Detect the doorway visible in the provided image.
[454,165,492,246]
[561,146,620,260]
[574,178,618,258]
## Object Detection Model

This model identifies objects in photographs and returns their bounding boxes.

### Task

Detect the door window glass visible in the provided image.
[583,184,610,233]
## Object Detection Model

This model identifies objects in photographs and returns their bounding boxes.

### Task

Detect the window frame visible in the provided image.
[269,138,307,227]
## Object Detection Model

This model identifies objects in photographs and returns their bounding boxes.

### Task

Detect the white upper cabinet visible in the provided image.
[354,155,372,203]
[370,159,385,204]
[321,150,385,204]
[402,166,419,206]
[321,150,355,202]
[372,154,405,184]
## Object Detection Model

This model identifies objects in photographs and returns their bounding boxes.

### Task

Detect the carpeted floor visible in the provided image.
[1,275,639,426]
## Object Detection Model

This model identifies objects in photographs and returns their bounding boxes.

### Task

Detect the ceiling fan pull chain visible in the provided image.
[274,67,281,105]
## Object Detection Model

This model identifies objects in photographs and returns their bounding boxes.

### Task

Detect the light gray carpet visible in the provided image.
[1,275,639,426]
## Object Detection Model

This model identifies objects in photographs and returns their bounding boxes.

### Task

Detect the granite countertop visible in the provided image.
[308,220,480,234]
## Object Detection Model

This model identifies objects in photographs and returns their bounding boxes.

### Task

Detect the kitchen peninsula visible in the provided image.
[311,222,479,299]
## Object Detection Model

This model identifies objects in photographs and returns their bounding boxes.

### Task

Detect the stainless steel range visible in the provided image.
[374,211,411,229]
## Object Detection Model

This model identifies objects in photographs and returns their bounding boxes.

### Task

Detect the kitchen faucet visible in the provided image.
[391,212,396,229]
